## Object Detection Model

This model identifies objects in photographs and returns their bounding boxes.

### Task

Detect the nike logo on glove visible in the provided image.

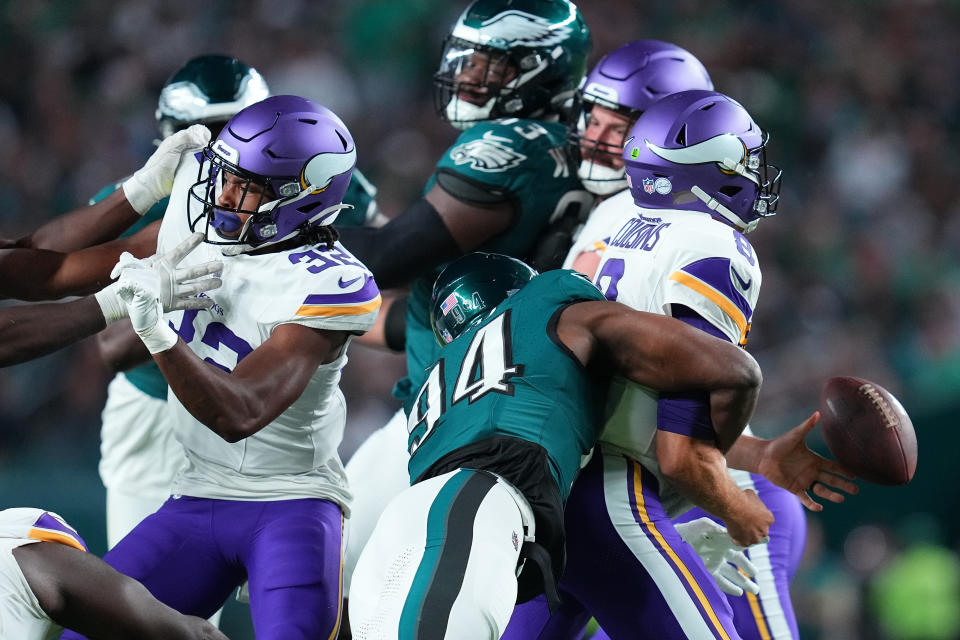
[338,275,362,289]
[731,267,752,291]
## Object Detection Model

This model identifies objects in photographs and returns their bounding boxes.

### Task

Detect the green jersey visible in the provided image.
[89,168,380,399]
[396,118,591,412]
[406,270,605,501]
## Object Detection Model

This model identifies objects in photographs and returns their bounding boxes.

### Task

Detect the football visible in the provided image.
[819,376,917,486]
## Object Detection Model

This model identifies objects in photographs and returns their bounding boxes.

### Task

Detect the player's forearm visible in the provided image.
[708,386,759,453]
[50,227,159,298]
[0,297,106,367]
[598,305,762,395]
[20,542,226,640]
[96,320,152,373]
[152,343,281,442]
[657,433,749,523]
[336,197,461,289]
[18,191,141,252]
[724,434,767,473]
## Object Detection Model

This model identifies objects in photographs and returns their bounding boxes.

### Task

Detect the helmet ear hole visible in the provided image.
[718,185,742,197]
[674,124,687,146]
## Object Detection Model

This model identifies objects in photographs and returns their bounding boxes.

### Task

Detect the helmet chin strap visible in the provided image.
[690,185,759,233]
[219,202,354,256]
[446,95,495,130]
[578,160,627,196]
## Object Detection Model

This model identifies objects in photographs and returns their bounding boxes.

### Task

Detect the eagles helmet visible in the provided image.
[574,40,713,195]
[431,252,537,345]
[187,95,357,250]
[156,54,270,139]
[434,0,591,130]
[622,89,781,233]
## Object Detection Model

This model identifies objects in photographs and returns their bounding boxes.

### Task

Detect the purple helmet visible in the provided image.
[574,40,713,195]
[622,89,781,233]
[188,94,356,249]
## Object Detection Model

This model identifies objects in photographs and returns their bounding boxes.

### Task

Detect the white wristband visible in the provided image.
[121,177,155,216]
[94,283,128,325]
[137,319,178,354]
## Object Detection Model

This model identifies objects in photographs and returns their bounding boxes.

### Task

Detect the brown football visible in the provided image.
[819,376,917,486]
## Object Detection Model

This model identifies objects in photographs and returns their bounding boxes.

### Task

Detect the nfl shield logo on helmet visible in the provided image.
[642,178,655,194]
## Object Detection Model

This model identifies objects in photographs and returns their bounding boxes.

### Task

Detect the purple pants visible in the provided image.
[60,495,344,640]
[503,447,741,640]
[674,474,807,640]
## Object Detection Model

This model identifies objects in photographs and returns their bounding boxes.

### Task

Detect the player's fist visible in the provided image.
[725,489,773,547]
[122,124,211,214]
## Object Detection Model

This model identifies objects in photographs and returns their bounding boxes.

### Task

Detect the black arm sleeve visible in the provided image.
[384,296,408,352]
[336,197,461,289]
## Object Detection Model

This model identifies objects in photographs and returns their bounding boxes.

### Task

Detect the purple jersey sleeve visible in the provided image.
[656,305,730,442]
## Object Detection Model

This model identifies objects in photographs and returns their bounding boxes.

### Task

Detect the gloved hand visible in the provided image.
[116,261,178,354]
[675,517,761,597]
[95,232,222,325]
[122,124,210,214]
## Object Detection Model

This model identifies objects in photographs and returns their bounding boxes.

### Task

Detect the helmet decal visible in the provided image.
[301,148,358,191]
[453,10,573,48]
[212,139,239,164]
[644,134,749,173]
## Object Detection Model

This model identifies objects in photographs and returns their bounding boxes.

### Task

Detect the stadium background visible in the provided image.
[0,1,958,638]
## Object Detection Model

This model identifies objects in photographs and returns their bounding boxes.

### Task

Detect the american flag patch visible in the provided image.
[440,293,458,316]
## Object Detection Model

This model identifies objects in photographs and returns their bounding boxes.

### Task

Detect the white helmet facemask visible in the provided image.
[578,160,627,196]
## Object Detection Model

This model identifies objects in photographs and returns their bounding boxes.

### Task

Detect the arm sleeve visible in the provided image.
[335,197,461,289]
[656,304,731,442]
[384,296,408,352]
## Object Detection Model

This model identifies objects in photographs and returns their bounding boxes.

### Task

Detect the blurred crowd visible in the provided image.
[0,1,958,638]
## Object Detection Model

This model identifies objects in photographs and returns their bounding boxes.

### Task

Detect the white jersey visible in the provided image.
[0,508,87,640]
[562,190,636,270]
[156,157,381,508]
[567,190,762,516]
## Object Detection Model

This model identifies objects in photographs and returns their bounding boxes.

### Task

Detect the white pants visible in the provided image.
[99,375,184,548]
[349,469,525,640]
[343,407,411,595]
[0,538,59,640]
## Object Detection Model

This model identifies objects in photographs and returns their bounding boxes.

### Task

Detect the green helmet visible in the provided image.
[431,252,538,345]
[433,0,591,129]
[155,54,270,139]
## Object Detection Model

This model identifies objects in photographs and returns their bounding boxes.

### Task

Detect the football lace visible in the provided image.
[858,383,897,428]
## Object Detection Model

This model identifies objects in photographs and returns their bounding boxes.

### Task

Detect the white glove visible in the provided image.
[122,124,211,214]
[116,263,178,354]
[94,232,222,325]
[676,517,760,597]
